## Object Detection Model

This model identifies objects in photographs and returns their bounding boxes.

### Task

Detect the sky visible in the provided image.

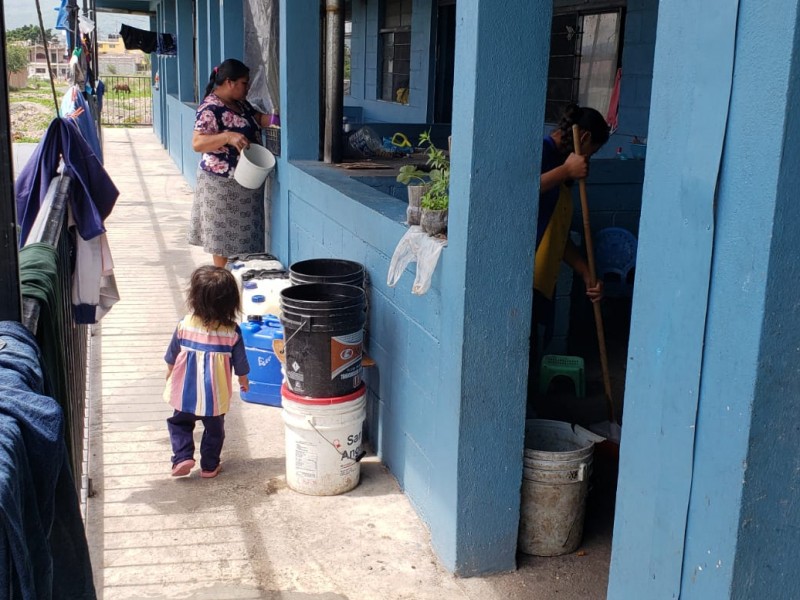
[3,0,148,38]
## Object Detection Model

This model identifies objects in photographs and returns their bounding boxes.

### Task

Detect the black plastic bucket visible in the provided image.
[279,283,366,398]
[289,259,365,288]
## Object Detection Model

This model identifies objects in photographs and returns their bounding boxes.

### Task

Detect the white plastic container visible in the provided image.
[240,276,291,320]
[234,144,275,189]
[281,384,366,496]
[229,254,285,290]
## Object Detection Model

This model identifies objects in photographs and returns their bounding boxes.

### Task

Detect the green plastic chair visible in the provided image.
[539,354,585,398]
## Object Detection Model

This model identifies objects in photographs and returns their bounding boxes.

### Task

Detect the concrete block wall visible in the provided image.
[569,159,645,237]
[279,162,444,525]
[546,159,644,349]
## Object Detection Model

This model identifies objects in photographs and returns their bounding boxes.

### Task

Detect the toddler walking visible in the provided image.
[164,266,250,478]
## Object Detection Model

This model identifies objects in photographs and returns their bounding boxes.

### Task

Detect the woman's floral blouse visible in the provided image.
[194,94,261,177]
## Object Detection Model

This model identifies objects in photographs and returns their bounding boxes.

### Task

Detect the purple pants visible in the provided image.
[167,410,225,471]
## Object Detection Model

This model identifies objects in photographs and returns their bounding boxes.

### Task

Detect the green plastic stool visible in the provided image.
[539,355,586,397]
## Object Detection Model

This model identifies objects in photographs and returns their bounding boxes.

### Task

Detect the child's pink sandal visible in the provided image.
[200,464,222,479]
[171,459,195,477]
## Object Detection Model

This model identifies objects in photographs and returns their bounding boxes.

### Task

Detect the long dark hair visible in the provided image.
[204,58,250,98]
[556,104,610,152]
[186,266,241,328]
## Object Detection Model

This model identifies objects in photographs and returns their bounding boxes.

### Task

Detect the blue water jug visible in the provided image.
[240,315,284,407]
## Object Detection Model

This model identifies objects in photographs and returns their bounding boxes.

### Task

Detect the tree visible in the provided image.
[6,43,28,74]
[6,25,58,45]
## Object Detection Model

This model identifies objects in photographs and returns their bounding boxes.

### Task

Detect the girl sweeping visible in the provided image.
[164,266,250,478]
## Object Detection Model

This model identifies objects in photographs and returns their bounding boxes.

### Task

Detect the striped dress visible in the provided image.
[163,314,250,416]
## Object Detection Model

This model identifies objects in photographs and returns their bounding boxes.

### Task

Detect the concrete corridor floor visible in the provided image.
[85,128,611,600]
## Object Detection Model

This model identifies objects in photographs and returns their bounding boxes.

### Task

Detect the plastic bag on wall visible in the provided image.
[245,0,280,113]
[387,226,447,295]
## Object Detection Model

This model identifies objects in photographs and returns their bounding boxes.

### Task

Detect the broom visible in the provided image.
[572,125,620,443]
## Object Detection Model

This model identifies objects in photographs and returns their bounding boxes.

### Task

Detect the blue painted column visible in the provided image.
[196,0,209,93]
[176,0,195,102]
[163,0,178,95]
[442,0,550,575]
[681,0,800,598]
[207,0,221,68]
[609,0,800,598]
[274,0,320,258]
[219,0,244,61]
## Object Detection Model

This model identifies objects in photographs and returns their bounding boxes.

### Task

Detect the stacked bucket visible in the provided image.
[279,259,368,496]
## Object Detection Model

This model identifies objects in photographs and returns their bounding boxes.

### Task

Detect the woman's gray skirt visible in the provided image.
[188,169,265,257]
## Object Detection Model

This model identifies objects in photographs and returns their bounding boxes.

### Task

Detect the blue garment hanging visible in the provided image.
[0,321,97,599]
[15,118,119,246]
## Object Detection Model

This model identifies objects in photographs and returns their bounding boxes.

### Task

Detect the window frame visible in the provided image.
[545,5,625,124]
[378,0,413,104]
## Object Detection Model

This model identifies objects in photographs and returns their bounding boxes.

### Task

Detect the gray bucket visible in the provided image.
[518,419,605,556]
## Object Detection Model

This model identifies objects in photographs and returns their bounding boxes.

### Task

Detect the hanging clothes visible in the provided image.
[15,118,118,246]
[119,24,158,53]
[606,68,622,133]
[156,33,177,56]
[0,319,97,599]
[60,85,102,159]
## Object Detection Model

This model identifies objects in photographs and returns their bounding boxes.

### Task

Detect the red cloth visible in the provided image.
[606,68,622,132]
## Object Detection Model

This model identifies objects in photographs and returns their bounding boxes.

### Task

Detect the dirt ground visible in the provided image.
[9,80,69,142]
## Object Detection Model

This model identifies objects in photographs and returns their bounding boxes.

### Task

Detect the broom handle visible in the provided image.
[572,125,616,423]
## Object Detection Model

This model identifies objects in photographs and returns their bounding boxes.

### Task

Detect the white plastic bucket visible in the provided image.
[234,144,275,189]
[518,419,604,556]
[281,384,366,496]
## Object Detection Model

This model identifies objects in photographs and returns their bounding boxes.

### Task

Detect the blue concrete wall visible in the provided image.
[220,0,244,61]
[609,0,800,597]
[176,0,195,102]
[345,0,433,123]
[681,1,800,598]
[278,0,549,575]
[608,0,737,593]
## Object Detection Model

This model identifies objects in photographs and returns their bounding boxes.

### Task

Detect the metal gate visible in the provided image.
[101,75,153,126]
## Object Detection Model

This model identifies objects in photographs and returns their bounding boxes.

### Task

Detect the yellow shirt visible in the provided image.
[533,184,573,301]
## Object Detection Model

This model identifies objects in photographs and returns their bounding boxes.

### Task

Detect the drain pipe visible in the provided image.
[323,0,343,163]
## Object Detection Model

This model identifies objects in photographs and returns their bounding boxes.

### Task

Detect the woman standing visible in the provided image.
[188,59,272,267]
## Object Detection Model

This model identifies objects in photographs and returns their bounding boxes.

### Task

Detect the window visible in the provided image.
[546,9,623,123]
[380,0,411,104]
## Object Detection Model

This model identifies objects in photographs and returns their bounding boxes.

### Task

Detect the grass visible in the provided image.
[9,76,153,139]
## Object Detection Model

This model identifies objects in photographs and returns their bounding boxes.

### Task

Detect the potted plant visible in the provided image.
[418,130,449,236]
[396,164,429,226]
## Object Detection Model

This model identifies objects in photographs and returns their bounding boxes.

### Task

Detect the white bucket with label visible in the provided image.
[234,144,275,189]
[281,383,367,496]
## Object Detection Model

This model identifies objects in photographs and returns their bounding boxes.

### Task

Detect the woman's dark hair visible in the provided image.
[204,58,250,98]
[557,104,610,151]
[186,266,240,328]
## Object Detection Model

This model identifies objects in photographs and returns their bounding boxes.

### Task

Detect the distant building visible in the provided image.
[97,34,149,76]
[26,41,70,80]
[97,34,127,55]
